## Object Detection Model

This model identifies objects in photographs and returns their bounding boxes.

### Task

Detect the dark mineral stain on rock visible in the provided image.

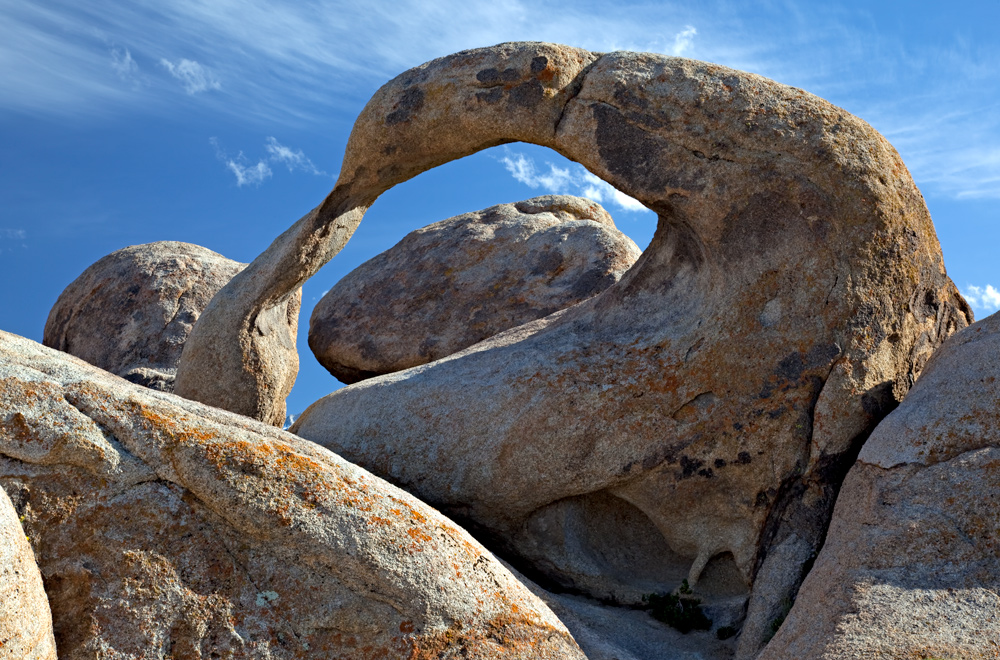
[530,56,549,74]
[679,455,704,479]
[531,249,564,276]
[386,88,425,126]
[593,103,670,193]
[570,269,613,299]
[476,87,503,104]
[509,79,545,108]
[776,352,806,382]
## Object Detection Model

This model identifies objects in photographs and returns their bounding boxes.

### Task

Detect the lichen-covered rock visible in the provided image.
[43,242,250,392]
[0,486,57,660]
[758,311,1000,660]
[310,195,641,383]
[268,42,970,648]
[0,330,585,660]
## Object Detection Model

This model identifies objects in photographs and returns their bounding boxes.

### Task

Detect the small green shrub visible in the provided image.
[769,613,786,634]
[764,597,794,641]
[643,588,712,633]
[716,625,738,640]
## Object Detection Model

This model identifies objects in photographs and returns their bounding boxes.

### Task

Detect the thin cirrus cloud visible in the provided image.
[212,137,329,187]
[0,229,28,252]
[499,149,650,214]
[964,285,1000,313]
[2,2,999,199]
[110,46,140,84]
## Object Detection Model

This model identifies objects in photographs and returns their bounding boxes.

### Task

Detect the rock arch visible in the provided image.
[175,42,970,648]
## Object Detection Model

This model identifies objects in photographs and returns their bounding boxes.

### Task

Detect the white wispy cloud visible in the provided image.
[265,137,326,175]
[499,149,650,214]
[0,229,28,253]
[160,58,221,94]
[211,138,270,187]
[212,137,330,186]
[0,1,721,123]
[670,25,697,56]
[2,1,999,201]
[226,159,272,187]
[964,284,1000,313]
[502,152,574,190]
[580,172,648,212]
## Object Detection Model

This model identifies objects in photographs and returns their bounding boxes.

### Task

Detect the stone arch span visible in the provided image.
[175,41,936,426]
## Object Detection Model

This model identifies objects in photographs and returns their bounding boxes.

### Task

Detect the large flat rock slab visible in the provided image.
[310,195,641,383]
[0,330,584,660]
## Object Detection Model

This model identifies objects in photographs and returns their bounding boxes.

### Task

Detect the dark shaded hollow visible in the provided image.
[517,490,693,604]
[698,552,749,598]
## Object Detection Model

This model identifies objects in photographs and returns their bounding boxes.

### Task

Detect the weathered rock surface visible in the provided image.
[43,242,254,392]
[268,42,971,649]
[759,311,1000,660]
[310,195,641,383]
[0,330,585,659]
[0,485,57,660]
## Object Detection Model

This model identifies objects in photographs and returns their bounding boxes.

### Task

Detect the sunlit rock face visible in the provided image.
[44,242,249,392]
[0,331,585,660]
[309,195,641,383]
[285,42,971,648]
[758,311,1000,660]
[0,485,57,660]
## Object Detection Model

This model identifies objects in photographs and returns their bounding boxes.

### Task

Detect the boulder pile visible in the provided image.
[2,41,995,660]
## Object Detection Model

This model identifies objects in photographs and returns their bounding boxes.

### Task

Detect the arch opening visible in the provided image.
[286,144,658,415]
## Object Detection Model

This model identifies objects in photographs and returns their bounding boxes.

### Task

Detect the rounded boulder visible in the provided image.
[44,241,248,392]
[309,195,641,383]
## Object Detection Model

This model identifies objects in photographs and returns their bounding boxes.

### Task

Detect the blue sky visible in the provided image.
[2,0,998,417]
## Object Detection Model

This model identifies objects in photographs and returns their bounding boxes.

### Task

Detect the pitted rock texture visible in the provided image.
[257,42,972,649]
[0,486,57,660]
[310,195,641,383]
[44,242,250,392]
[0,330,585,660]
[758,311,1000,660]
